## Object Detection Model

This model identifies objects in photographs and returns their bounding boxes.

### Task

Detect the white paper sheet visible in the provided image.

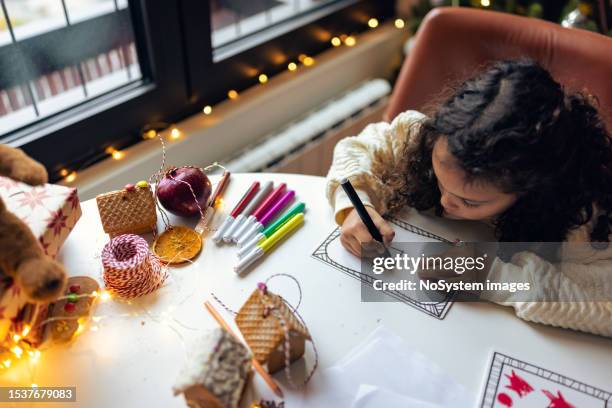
[289,326,474,408]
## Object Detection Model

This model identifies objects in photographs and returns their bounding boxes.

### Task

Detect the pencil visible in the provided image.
[208,170,231,208]
[203,301,284,398]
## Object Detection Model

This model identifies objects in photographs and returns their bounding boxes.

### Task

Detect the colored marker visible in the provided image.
[233,182,286,243]
[340,178,391,258]
[235,212,304,274]
[212,181,258,243]
[238,190,295,247]
[238,202,305,257]
[225,181,273,242]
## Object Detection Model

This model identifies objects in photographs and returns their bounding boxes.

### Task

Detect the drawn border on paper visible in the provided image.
[480,351,612,407]
[311,217,454,320]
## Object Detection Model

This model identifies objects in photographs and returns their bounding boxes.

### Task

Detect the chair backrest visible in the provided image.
[385,7,612,128]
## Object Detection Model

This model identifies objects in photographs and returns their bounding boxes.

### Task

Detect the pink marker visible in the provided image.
[238,190,295,246]
[233,183,286,242]
[212,181,259,243]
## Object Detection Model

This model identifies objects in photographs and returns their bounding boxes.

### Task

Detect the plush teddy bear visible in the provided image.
[0,144,67,302]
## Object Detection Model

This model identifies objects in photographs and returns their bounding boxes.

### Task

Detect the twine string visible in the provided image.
[149,133,171,234]
[212,273,318,389]
[102,234,168,299]
[148,132,225,235]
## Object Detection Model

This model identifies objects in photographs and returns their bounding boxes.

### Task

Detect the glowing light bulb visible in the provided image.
[287,62,297,71]
[368,18,379,28]
[3,359,11,368]
[228,90,239,100]
[202,105,212,115]
[100,290,111,301]
[59,169,69,177]
[302,56,315,66]
[170,128,181,139]
[112,150,124,160]
[344,36,356,47]
[258,74,268,84]
[31,384,38,388]
[12,334,20,342]
[481,0,490,6]
[11,346,23,358]
[145,129,157,139]
[331,37,342,47]
[22,326,30,337]
[65,171,77,183]
[394,18,405,29]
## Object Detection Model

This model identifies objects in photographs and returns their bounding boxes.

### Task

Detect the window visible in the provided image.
[211,0,359,60]
[0,0,394,181]
[0,0,142,135]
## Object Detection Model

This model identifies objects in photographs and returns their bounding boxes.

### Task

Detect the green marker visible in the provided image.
[237,202,305,257]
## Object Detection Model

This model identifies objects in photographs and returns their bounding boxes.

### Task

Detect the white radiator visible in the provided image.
[223,78,391,172]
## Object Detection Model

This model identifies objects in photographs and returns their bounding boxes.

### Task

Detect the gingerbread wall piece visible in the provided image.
[235,286,311,374]
[173,328,252,408]
[96,182,157,237]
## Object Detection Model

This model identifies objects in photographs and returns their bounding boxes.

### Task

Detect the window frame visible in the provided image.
[3,0,189,175]
[1,0,395,181]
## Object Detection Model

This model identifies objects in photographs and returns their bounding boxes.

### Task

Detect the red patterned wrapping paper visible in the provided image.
[0,176,82,344]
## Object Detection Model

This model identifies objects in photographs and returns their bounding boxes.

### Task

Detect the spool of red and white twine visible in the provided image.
[102,234,168,299]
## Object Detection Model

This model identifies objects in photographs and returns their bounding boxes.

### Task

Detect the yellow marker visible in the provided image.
[260,212,304,252]
[234,213,304,274]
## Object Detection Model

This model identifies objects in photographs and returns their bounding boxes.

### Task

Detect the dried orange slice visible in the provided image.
[152,226,202,264]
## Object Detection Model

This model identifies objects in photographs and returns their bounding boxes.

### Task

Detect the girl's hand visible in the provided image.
[340,207,395,257]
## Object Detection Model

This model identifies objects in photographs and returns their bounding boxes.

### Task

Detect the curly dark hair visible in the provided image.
[395,59,612,243]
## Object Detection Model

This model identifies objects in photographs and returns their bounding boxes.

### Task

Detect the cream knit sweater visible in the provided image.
[326,110,612,338]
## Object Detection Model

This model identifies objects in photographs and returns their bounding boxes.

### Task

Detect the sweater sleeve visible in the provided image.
[487,250,612,338]
[325,110,426,225]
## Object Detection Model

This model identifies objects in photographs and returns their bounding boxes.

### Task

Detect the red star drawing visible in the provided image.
[543,390,575,408]
[505,370,534,397]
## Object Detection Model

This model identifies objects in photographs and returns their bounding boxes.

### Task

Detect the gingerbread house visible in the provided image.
[235,287,311,374]
[173,328,252,408]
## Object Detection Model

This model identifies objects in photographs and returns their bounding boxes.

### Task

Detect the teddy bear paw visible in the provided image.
[18,257,67,302]
[10,160,48,186]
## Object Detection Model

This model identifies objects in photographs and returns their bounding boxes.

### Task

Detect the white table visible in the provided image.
[3,173,611,407]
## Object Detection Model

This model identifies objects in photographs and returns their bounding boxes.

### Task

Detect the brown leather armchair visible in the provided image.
[385,7,612,128]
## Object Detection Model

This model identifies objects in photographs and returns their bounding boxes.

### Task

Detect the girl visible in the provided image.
[326,59,612,337]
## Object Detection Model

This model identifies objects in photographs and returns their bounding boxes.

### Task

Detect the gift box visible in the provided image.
[0,176,81,257]
[0,176,81,349]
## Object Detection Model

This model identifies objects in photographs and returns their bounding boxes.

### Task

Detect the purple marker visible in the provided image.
[237,190,295,246]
